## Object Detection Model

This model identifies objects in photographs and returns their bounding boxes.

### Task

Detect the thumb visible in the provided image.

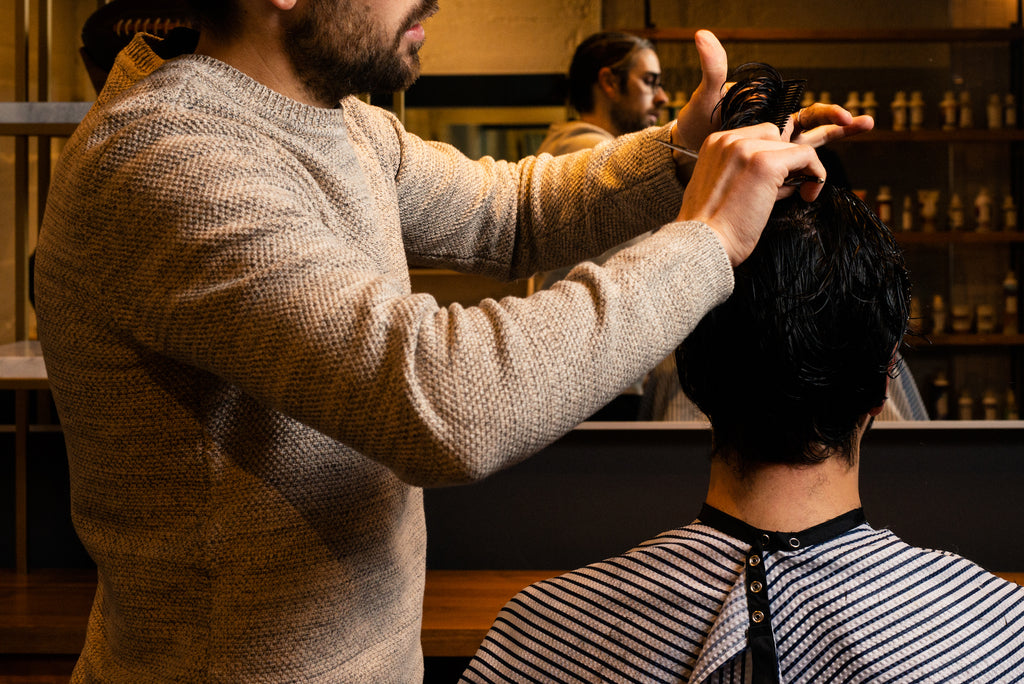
[694,30,727,98]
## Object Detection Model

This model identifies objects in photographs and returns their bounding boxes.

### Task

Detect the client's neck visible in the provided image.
[704,444,862,532]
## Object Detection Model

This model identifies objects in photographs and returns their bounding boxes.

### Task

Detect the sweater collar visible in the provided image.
[115,32,356,131]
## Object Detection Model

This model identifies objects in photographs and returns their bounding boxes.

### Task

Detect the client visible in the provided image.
[461,65,1024,683]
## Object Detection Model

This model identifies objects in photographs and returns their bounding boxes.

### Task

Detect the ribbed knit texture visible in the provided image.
[35,34,733,682]
[462,519,1024,683]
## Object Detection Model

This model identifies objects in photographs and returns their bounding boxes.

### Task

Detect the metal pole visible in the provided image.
[37,0,53,324]
[14,0,30,341]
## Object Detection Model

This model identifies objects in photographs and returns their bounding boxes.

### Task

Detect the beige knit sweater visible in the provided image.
[34,34,733,682]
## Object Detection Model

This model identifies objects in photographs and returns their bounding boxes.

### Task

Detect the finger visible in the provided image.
[800,103,854,129]
[795,115,875,148]
[797,177,825,202]
[715,121,786,146]
[755,142,826,198]
[790,148,828,201]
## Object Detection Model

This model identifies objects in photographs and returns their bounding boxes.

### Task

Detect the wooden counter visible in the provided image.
[4,569,1022,660]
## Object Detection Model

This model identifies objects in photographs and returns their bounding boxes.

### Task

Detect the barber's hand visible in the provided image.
[787,103,875,147]
[678,123,826,267]
[671,29,728,153]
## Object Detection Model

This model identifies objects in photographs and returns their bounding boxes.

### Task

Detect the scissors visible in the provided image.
[655,138,825,187]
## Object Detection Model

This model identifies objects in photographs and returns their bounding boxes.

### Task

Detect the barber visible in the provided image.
[34,1,870,680]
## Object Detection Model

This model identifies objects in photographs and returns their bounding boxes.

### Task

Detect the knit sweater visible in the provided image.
[35,34,733,682]
[537,120,615,156]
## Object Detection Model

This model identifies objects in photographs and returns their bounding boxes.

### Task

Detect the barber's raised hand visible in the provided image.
[671,30,728,152]
[787,102,875,146]
[677,123,826,267]
[672,28,874,154]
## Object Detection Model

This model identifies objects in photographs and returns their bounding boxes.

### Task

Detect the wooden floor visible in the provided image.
[3,569,1022,682]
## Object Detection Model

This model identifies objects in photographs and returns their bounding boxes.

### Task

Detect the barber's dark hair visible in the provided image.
[567,31,654,114]
[677,63,912,467]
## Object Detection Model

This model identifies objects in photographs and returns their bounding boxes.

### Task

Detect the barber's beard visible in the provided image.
[284,0,438,106]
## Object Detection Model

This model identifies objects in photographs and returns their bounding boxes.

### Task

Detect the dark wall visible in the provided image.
[425,425,1024,572]
[5,418,1024,572]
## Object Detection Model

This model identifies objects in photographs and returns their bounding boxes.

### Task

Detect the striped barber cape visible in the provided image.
[461,504,1024,683]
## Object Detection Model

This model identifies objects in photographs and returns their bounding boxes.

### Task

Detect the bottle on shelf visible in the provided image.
[940,91,957,131]
[974,187,993,231]
[844,91,861,117]
[1008,389,1020,420]
[901,196,914,231]
[932,293,948,334]
[958,389,974,420]
[977,304,996,334]
[876,185,892,224]
[918,189,940,232]
[909,91,925,130]
[1005,271,1019,335]
[987,93,1003,129]
[1003,195,1017,232]
[958,91,973,128]
[983,390,1000,420]
[801,89,815,109]
[951,303,973,333]
[948,193,965,231]
[861,91,878,119]
[1006,94,1017,128]
[933,372,950,420]
[891,90,909,131]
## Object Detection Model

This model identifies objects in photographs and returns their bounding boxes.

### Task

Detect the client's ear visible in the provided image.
[868,369,894,417]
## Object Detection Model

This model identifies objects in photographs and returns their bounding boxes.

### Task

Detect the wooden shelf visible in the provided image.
[622,27,1024,44]
[896,231,1024,245]
[841,129,1024,144]
[906,333,1024,347]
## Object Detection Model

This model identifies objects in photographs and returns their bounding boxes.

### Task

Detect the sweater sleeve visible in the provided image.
[55,106,732,488]
[384,111,690,281]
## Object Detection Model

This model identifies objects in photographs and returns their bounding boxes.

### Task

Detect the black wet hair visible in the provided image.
[676,64,912,466]
[567,31,655,114]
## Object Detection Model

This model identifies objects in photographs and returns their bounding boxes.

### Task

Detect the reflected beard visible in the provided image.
[285,0,433,106]
[609,103,652,135]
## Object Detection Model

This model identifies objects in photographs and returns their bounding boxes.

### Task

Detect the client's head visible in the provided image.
[677,64,911,467]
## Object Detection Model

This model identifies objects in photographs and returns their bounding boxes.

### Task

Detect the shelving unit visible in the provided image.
[620,18,1024,420]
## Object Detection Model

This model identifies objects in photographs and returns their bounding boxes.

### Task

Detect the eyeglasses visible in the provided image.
[641,74,664,92]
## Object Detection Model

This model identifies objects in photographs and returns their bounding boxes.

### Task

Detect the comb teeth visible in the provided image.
[773,79,808,132]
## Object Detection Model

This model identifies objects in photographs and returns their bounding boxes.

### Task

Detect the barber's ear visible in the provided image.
[597,67,620,98]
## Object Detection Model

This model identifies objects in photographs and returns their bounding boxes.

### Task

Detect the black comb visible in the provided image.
[772,79,807,132]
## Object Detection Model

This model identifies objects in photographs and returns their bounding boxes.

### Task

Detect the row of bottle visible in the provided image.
[863,186,1018,233]
[798,89,1017,131]
[909,272,1019,336]
[931,375,1019,420]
